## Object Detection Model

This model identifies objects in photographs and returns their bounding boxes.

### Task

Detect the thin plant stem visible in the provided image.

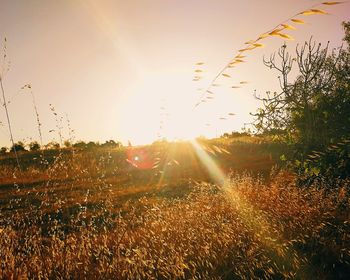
[0,76,22,176]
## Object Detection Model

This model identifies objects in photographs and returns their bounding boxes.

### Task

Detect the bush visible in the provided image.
[10,141,26,152]
[29,141,41,151]
[0,146,7,154]
[291,139,350,186]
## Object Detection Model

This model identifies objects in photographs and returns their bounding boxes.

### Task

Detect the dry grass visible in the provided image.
[0,2,347,278]
[0,165,349,279]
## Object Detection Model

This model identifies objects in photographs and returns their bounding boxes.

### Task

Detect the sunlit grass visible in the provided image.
[0,140,349,279]
[0,171,349,279]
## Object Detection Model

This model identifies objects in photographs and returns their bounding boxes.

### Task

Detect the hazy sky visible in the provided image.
[0,0,349,146]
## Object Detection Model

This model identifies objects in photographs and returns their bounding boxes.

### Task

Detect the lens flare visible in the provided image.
[126,147,154,169]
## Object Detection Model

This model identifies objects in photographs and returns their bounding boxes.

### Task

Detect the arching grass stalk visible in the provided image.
[193,1,345,109]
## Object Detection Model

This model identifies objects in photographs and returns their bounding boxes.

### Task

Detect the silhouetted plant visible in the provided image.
[0,146,7,154]
[29,141,41,151]
[254,22,350,183]
[72,141,87,150]
[10,141,26,152]
[101,139,121,149]
[253,22,350,152]
[45,141,60,150]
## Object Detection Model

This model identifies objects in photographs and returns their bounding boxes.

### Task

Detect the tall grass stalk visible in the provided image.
[0,67,23,179]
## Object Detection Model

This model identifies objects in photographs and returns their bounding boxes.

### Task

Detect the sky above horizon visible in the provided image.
[0,0,349,147]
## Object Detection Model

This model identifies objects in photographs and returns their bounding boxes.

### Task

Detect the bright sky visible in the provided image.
[0,0,349,146]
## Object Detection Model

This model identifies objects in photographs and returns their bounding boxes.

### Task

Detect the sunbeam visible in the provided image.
[190,139,228,187]
[190,139,311,276]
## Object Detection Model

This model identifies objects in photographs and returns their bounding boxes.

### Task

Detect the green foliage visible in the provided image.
[343,21,350,47]
[293,139,350,186]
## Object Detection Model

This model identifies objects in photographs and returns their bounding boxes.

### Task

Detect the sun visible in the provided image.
[116,71,249,145]
[116,74,201,144]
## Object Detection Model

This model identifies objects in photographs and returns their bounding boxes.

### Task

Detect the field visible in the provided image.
[0,137,349,279]
[1,1,350,279]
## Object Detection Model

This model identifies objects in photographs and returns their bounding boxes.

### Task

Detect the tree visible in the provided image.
[343,21,350,46]
[101,140,121,149]
[86,141,98,150]
[10,141,26,152]
[64,140,72,148]
[0,146,7,155]
[221,131,250,138]
[73,141,87,150]
[29,141,41,151]
[253,22,350,153]
[45,141,60,150]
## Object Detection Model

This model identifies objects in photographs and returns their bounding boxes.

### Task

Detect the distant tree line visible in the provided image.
[221,131,251,138]
[0,139,122,155]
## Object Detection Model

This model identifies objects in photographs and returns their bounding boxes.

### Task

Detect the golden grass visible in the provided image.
[0,169,349,279]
